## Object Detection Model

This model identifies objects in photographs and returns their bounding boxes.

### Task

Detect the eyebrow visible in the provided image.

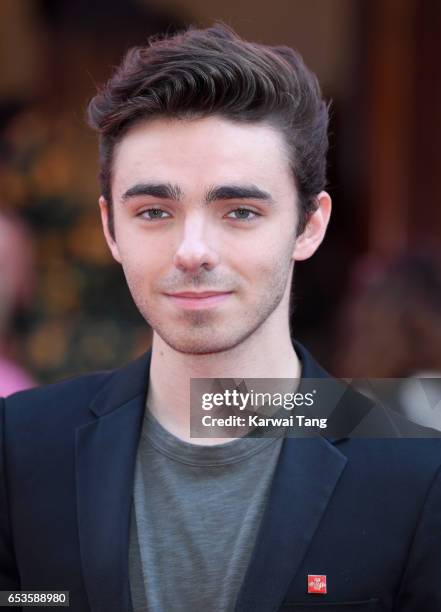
[120,182,274,205]
[205,184,274,204]
[121,182,183,202]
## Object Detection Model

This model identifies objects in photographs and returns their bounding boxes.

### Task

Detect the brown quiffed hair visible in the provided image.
[87,23,329,237]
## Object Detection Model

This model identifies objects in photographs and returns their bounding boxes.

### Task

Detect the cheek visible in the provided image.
[237,232,295,280]
[116,230,171,271]
[116,243,156,294]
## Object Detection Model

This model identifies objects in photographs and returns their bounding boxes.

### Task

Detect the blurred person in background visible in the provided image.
[0,210,36,395]
[334,252,441,430]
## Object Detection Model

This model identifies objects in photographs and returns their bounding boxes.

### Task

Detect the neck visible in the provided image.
[146,309,301,444]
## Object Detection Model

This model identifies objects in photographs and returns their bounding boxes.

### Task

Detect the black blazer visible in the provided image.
[1,343,441,612]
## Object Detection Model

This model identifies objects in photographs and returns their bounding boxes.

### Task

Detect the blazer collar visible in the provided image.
[89,350,152,418]
[88,339,328,418]
[295,341,377,442]
[294,340,330,379]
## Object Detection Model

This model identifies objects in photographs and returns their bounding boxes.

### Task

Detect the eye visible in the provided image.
[225,208,260,221]
[139,208,172,221]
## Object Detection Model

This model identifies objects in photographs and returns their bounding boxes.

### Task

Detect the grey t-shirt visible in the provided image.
[129,409,284,612]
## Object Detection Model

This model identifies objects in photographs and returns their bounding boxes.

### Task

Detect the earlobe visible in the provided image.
[292,191,332,262]
[99,196,122,264]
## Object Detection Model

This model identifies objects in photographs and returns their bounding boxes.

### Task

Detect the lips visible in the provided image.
[167,291,230,298]
[164,290,233,309]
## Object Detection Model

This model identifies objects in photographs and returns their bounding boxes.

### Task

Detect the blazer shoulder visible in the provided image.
[2,368,115,425]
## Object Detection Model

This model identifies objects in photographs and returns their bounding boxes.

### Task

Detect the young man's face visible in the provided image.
[100,116,330,354]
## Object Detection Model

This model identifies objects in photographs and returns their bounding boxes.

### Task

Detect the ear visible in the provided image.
[292,191,332,261]
[99,196,122,264]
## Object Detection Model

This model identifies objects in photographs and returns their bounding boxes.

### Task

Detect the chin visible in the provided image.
[155,326,254,356]
[161,336,239,356]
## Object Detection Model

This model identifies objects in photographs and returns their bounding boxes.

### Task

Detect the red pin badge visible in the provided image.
[307,575,327,594]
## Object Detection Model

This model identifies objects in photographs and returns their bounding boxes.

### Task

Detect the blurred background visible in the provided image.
[0,0,440,403]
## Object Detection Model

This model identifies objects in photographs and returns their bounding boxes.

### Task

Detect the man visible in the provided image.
[1,24,440,612]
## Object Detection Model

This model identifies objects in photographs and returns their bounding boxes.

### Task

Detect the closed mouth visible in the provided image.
[166,291,232,298]
[164,290,233,309]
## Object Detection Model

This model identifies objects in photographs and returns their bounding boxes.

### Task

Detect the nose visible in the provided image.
[173,214,220,273]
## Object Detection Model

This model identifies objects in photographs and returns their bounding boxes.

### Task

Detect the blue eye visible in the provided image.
[226,208,258,220]
[140,208,171,220]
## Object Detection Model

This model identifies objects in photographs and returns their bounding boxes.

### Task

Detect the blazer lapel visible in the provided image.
[75,352,151,612]
[235,342,348,611]
[235,435,347,611]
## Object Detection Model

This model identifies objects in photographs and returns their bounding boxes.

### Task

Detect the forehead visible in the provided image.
[111,116,294,196]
